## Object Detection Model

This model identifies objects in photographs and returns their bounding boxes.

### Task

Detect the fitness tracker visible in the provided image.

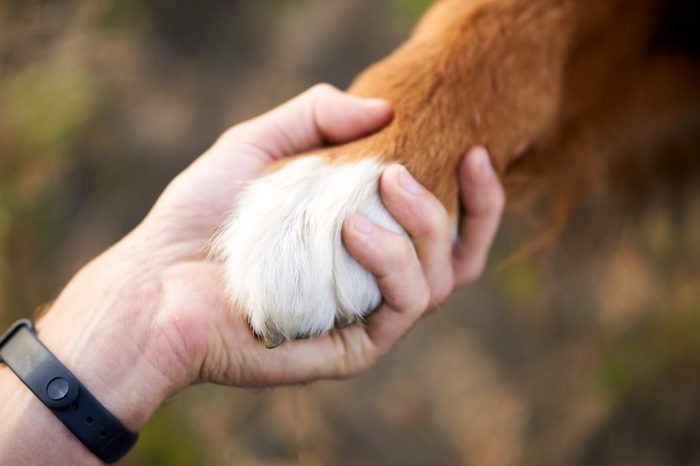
[0,319,138,463]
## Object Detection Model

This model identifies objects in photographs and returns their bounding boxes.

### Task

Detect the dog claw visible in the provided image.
[335,314,357,329]
[261,330,284,349]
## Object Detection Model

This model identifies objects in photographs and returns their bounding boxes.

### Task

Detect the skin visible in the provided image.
[0,84,505,465]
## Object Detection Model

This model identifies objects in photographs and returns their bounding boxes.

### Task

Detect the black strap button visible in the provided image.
[47,377,70,400]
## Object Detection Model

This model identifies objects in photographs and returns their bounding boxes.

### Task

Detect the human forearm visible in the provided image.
[0,229,188,465]
[0,366,102,466]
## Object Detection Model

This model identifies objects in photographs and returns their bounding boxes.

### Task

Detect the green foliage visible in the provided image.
[2,64,103,159]
[0,62,104,268]
[497,257,541,305]
[28,186,69,249]
[96,0,147,31]
[269,0,311,13]
[130,405,209,466]
[0,188,9,247]
[597,308,700,401]
[389,0,432,22]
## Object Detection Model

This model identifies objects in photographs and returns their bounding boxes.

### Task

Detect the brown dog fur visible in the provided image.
[317,0,700,232]
[227,0,699,343]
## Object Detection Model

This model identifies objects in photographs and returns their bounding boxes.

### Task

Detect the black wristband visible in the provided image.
[0,319,138,463]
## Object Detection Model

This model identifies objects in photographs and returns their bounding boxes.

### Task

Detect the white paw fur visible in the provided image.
[214,156,407,344]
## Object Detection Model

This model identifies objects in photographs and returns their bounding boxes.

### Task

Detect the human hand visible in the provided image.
[31,85,505,434]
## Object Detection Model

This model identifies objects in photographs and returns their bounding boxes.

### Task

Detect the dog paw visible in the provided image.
[214,155,407,344]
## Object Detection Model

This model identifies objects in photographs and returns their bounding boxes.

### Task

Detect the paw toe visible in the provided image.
[334,314,359,329]
[259,329,285,349]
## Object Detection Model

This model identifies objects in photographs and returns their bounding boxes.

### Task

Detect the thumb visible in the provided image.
[223,83,393,159]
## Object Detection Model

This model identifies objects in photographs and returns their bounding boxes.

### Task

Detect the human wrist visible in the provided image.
[0,364,103,465]
[32,233,194,432]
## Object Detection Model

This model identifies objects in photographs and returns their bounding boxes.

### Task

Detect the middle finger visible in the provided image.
[379,165,455,308]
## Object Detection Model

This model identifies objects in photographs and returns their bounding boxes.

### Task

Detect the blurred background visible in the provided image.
[1,0,699,465]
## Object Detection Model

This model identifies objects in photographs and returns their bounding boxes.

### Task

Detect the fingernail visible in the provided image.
[470,147,494,179]
[399,166,422,194]
[352,213,375,234]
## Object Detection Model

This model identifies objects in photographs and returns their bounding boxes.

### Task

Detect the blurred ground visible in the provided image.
[1,1,699,465]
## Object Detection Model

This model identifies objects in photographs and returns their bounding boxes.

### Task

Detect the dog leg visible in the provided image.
[217,0,666,344]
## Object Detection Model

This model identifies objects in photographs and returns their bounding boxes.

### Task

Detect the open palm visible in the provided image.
[129,84,505,388]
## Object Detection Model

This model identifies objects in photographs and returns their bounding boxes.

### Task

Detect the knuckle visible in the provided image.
[430,275,455,308]
[413,202,450,240]
[219,121,256,146]
[491,185,506,213]
[435,207,453,238]
[415,281,432,311]
[459,260,486,285]
[343,336,378,378]
[385,237,415,264]
[220,124,242,142]
[309,82,338,98]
